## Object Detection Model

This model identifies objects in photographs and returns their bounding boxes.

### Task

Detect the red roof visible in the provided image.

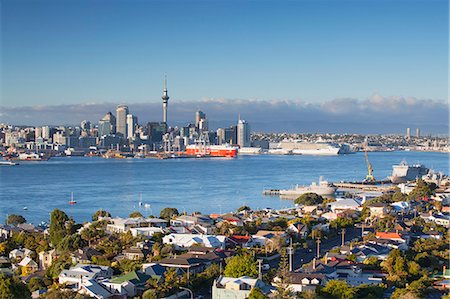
[229,235,251,244]
[376,232,402,240]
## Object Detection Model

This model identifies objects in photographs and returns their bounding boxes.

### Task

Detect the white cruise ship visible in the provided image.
[275,140,349,155]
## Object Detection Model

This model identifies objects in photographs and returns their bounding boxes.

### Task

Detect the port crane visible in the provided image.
[363,138,376,182]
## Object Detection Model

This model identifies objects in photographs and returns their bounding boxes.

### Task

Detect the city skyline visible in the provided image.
[1,0,448,107]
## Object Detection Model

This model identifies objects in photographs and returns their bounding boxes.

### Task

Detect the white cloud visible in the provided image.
[1,95,448,134]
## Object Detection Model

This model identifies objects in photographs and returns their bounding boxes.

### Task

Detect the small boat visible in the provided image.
[68,192,77,205]
[0,160,19,166]
[23,207,28,210]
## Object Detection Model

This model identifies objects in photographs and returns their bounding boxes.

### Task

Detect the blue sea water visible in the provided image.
[0,151,448,224]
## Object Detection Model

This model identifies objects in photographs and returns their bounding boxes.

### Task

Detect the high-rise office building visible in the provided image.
[406,127,411,140]
[116,105,129,138]
[127,114,137,139]
[195,111,206,128]
[416,128,420,138]
[100,112,116,134]
[162,77,169,124]
[42,126,51,140]
[216,128,225,145]
[35,127,42,140]
[237,119,251,147]
[81,120,91,132]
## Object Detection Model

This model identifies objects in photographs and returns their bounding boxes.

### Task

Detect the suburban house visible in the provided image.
[212,276,274,299]
[252,230,287,248]
[367,203,388,218]
[287,222,309,238]
[106,217,167,234]
[274,273,327,293]
[329,198,362,213]
[38,249,58,270]
[162,233,227,250]
[104,271,151,298]
[58,264,113,286]
[9,248,32,261]
[18,257,38,274]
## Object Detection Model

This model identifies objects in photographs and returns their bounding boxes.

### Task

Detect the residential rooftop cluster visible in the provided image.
[0,177,449,298]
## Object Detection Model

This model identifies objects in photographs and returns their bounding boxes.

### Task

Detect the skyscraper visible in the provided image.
[416,128,420,138]
[237,119,251,148]
[116,105,129,138]
[195,111,206,128]
[100,112,116,134]
[127,114,137,139]
[406,127,411,140]
[162,77,169,124]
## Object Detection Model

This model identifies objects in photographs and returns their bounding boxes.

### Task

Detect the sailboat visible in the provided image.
[68,192,77,205]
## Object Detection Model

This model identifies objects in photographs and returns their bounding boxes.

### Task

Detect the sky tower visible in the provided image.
[162,76,169,124]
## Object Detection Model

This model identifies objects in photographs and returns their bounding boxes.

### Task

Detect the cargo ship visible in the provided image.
[17,153,48,161]
[279,178,337,197]
[389,161,429,184]
[185,144,238,158]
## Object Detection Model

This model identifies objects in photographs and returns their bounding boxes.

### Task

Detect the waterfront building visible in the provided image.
[116,105,129,138]
[237,119,250,147]
[416,127,420,138]
[127,114,137,139]
[34,127,42,140]
[406,127,411,140]
[162,77,169,124]
[147,122,167,142]
[42,126,51,140]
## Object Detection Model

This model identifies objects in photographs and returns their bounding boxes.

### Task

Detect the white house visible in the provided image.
[162,233,227,250]
[9,248,32,261]
[329,198,362,212]
[58,264,113,286]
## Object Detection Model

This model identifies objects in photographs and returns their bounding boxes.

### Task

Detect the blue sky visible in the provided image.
[1,0,448,107]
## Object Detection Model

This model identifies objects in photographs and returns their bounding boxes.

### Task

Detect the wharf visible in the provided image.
[334,181,394,192]
[262,189,280,196]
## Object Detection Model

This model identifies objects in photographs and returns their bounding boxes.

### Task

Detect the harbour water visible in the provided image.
[0,151,447,224]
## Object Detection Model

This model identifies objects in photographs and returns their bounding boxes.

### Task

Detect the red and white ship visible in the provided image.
[185,144,238,158]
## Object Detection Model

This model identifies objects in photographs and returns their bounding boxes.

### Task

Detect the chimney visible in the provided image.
[313,258,316,269]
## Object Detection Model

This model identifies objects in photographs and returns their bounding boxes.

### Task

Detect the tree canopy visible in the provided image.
[224,254,258,278]
[159,207,179,220]
[128,211,143,218]
[49,209,70,246]
[321,279,357,299]
[295,193,324,205]
[92,210,111,221]
[408,178,436,200]
[6,214,26,226]
[0,273,31,299]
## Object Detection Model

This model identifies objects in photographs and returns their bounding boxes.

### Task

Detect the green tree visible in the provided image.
[27,277,46,292]
[224,254,258,278]
[249,287,269,299]
[92,210,111,221]
[381,249,408,286]
[238,205,251,213]
[0,273,31,299]
[321,280,356,299]
[295,193,324,205]
[392,191,407,202]
[6,214,26,226]
[408,178,435,200]
[275,247,293,298]
[129,211,143,218]
[142,289,158,299]
[49,209,69,247]
[159,207,179,220]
